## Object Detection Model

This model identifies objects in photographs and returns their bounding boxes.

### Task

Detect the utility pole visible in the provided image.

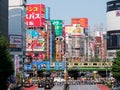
[63,53,69,90]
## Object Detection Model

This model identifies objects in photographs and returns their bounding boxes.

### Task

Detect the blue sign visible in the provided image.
[32,61,50,70]
[24,64,32,70]
[37,64,41,70]
[62,61,65,70]
[32,61,38,65]
[55,62,60,70]
[24,65,27,70]
[46,61,50,70]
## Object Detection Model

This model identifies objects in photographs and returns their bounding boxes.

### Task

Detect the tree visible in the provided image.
[111,50,120,82]
[0,35,14,90]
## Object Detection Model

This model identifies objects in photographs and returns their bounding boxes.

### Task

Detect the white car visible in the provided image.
[54,77,65,82]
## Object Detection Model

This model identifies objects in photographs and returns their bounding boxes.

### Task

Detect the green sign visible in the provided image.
[51,20,62,36]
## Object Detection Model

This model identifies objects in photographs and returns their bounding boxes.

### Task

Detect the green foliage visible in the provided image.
[111,50,120,81]
[16,73,22,84]
[0,36,14,90]
[104,81,112,88]
[0,36,14,74]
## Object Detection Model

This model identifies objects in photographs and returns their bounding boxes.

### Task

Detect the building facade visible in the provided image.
[9,0,26,72]
[106,0,120,60]
[0,0,8,38]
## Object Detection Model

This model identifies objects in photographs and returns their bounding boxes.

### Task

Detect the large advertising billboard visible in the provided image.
[25,4,45,28]
[26,29,45,51]
[65,24,84,35]
[51,20,63,36]
[71,18,88,29]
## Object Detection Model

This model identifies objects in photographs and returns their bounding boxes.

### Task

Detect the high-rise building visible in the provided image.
[9,0,26,72]
[0,0,8,38]
[106,0,120,60]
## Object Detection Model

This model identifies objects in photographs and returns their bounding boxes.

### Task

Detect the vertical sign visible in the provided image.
[55,62,60,70]
[62,61,65,70]
[51,20,63,36]
[14,55,19,76]
[46,61,50,70]
[50,32,52,61]
[45,6,50,20]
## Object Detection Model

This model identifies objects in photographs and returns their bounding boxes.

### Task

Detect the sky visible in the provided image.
[27,0,110,29]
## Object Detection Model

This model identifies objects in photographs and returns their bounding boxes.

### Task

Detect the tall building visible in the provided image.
[9,0,26,72]
[106,0,120,60]
[0,0,8,38]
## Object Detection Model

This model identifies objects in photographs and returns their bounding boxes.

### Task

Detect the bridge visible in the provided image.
[24,61,112,71]
[50,61,112,71]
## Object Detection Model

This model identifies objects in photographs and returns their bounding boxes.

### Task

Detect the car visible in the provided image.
[112,86,120,90]
[32,77,38,84]
[44,82,51,89]
[38,80,45,88]
[23,81,33,87]
[54,77,65,83]
[44,79,54,89]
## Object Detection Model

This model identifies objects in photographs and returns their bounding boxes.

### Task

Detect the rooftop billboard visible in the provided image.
[25,4,45,28]
[64,24,84,35]
[71,18,88,29]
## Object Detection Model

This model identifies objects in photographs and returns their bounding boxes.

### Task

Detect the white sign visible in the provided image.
[10,35,22,45]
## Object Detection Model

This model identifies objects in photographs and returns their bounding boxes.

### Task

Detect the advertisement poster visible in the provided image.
[25,4,45,27]
[9,35,22,48]
[26,52,45,60]
[26,29,45,51]
[14,55,19,75]
[65,25,84,35]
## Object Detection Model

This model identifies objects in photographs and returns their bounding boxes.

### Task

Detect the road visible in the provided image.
[52,84,64,90]
[22,84,110,90]
[23,84,64,90]
[69,85,99,90]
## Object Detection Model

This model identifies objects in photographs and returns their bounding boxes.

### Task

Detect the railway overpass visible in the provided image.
[24,61,112,71]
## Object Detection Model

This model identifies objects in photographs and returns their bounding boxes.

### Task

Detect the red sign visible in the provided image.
[25,4,45,28]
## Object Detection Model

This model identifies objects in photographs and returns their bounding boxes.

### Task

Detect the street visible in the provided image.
[69,85,99,90]
[22,84,110,90]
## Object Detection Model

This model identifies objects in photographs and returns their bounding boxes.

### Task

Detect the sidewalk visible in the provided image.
[21,85,38,90]
[97,84,111,90]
